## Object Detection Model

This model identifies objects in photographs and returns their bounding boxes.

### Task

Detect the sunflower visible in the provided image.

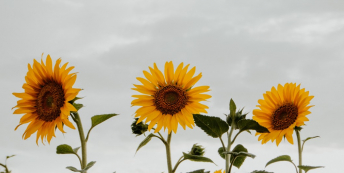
[214,170,225,173]
[131,62,211,134]
[253,83,314,146]
[13,54,81,144]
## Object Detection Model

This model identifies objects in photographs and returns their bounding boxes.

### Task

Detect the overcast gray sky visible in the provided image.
[1,0,343,173]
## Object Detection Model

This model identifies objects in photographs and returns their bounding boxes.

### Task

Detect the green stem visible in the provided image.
[0,163,9,173]
[172,157,185,173]
[73,112,87,171]
[295,128,302,173]
[228,156,237,173]
[225,124,235,173]
[165,133,173,173]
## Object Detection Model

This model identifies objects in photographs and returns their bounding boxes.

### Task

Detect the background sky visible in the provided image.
[1,0,343,173]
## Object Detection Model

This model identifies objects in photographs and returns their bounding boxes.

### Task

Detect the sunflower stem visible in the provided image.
[225,124,235,173]
[165,133,173,173]
[73,112,87,171]
[295,128,302,173]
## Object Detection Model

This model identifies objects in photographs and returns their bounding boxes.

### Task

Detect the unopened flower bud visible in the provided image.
[131,118,148,136]
[189,144,205,156]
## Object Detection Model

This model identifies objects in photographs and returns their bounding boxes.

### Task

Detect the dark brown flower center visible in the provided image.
[154,85,187,115]
[37,82,65,122]
[272,103,298,130]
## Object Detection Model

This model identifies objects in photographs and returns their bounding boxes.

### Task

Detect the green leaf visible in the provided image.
[298,165,324,173]
[56,144,75,154]
[194,114,229,138]
[66,166,82,172]
[237,119,269,133]
[302,136,320,151]
[265,155,294,168]
[84,161,96,171]
[91,113,118,129]
[136,133,158,153]
[69,97,83,104]
[218,147,225,159]
[229,144,249,168]
[73,103,83,111]
[229,99,236,119]
[251,170,273,173]
[183,152,216,165]
[187,169,210,173]
[73,147,81,154]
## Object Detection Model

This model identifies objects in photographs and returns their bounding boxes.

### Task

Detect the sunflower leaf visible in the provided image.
[229,99,236,119]
[229,144,249,168]
[73,147,81,154]
[66,166,82,172]
[84,161,96,171]
[73,103,83,111]
[251,170,273,173]
[298,165,324,173]
[91,113,118,129]
[265,155,294,168]
[187,169,210,173]
[194,114,229,138]
[218,147,226,159]
[136,133,158,153]
[183,152,216,165]
[302,136,320,151]
[237,119,269,133]
[56,144,75,154]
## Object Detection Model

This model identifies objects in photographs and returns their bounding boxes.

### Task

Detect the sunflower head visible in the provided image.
[253,83,314,146]
[214,170,225,173]
[13,54,81,144]
[131,62,211,134]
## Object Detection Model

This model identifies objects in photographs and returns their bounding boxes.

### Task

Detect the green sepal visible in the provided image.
[218,147,225,159]
[182,152,216,165]
[194,114,229,138]
[136,133,158,153]
[68,97,83,104]
[227,144,253,168]
[6,155,15,159]
[237,119,269,133]
[251,170,273,173]
[73,103,83,111]
[265,155,294,168]
[187,169,210,173]
[229,99,236,119]
[66,166,82,172]
[56,144,75,154]
[84,161,96,171]
[298,165,324,173]
[226,108,247,129]
[91,113,118,129]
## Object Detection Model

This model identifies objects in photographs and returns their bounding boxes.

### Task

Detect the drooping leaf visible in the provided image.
[84,161,96,171]
[251,170,273,173]
[136,133,158,153]
[194,114,229,138]
[237,119,269,133]
[187,169,210,173]
[73,147,81,154]
[228,144,250,168]
[229,99,236,119]
[218,147,225,159]
[66,166,82,172]
[298,165,324,173]
[266,155,294,168]
[302,136,320,151]
[56,144,75,154]
[73,103,83,111]
[91,113,118,129]
[183,152,216,165]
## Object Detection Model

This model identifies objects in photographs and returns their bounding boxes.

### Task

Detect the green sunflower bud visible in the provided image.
[131,118,148,136]
[189,144,205,156]
[226,108,248,129]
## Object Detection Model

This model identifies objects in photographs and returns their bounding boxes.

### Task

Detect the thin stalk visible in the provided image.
[228,156,237,173]
[219,136,226,150]
[166,133,173,173]
[225,123,235,173]
[0,163,9,173]
[73,112,87,171]
[295,128,302,173]
[172,157,185,173]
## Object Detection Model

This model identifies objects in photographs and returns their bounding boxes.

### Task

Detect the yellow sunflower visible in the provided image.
[13,54,81,144]
[131,61,211,134]
[253,83,314,146]
[214,170,225,173]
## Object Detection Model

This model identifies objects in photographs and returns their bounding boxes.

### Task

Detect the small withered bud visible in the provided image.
[131,118,148,136]
[189,144,205,156]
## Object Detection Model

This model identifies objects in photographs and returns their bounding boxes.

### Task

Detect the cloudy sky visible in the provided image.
[1,0,343,173]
